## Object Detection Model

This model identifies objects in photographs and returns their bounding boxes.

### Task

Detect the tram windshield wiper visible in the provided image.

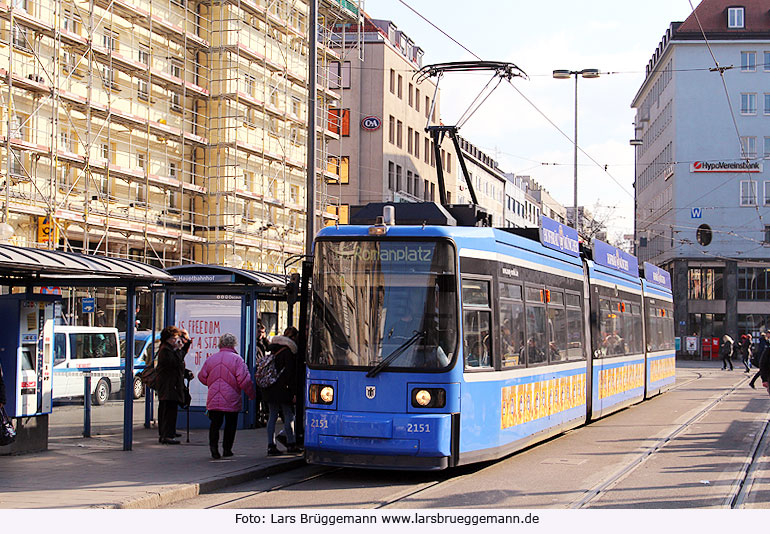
[366,330,426,378]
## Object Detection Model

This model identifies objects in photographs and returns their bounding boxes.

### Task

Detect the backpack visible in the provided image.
[254,349,283,388]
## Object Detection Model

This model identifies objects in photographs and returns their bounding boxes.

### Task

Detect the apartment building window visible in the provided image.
[765,94,770,115]
[396,120,403,148]
[269,84,279,107]
[741,136,757,158]
[397,75,403,99]
[737,267,770,300]
[103,27,118,51]
[138,80,149,101]
[407,127,413,154]
[171,60,182,80]
[408,83,413,107]
[765,137,770,159]
[243,74,256,96]
[388,161,394,190]
[430,141,435,167]
[689,267,724,300]
[766,225,770,243]
[389,69,395,94]
[396,165,402,191]
[414,131,420,159]
[765,181,770,205]
[407,170,413,195]
[171,92,181,112]
[741,180,757,206]
[329,61,351,89]
[12,23,29,51]
[728,7,744,29]
[741,93,757,114]
[430,183,435,201]
[446,152,452,174]
[63,9,80,33]
[326,156,349,184]
[765,52,770,72]
[291,97,301,117]
[101,143,110,162]
[328,108,350,136]
[425,96,430,118]
[741,51,756,72]
[102,64,117,89]
[389,116,395,144]
[415,88,420,111]
[137,152,147,172]
[424,178,429,200]
[424,138,430,164]
[169,161,178,181]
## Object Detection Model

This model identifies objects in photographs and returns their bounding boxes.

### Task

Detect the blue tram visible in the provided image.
[304,206,674,470]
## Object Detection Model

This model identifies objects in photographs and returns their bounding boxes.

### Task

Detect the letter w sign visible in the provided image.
[691,208,702,219]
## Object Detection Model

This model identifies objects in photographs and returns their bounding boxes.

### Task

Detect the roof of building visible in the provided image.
[676,0,770,37]
[0,244,174,285]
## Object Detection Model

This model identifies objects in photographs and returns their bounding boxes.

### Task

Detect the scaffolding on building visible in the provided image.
[0,0,361,273]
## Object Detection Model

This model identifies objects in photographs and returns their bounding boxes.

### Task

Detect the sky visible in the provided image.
[364,0,703,241]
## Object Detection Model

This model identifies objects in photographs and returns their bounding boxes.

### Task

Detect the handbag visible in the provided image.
[140,365,158,389]
[179,380,192,409]
[0,406,16,447]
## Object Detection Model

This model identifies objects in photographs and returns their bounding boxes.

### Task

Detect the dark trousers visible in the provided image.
[158,400,178,440]
[750,370,762,387]
[722,354,733,370]
[208,410,238,453]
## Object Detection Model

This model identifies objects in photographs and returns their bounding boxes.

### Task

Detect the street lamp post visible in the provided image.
[629,138,643,255]
[553,68,600,232]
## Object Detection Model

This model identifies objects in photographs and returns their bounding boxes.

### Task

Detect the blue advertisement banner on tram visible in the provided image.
[592,239,639,276]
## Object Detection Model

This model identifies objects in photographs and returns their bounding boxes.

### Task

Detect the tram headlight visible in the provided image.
[309,383,335,405]
[415,389,432,406]
[411,387,446,408]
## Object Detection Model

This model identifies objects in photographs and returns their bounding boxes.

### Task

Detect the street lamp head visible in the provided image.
[552,69,572,79]
[629,139,643,146]
[580,69,600,78]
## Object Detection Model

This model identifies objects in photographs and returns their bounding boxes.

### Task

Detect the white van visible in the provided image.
[53,326,122,405]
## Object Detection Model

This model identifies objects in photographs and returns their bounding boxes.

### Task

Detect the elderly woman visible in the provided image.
[156,325,193,445]
[198,333,256,459]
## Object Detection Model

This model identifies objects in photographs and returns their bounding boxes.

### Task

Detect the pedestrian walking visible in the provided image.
[156,325,193,445]
[750,332,769,388]
[719,334,734,371]
[260,326,302,455]
[198,333,256,459]
[738,334,752,373]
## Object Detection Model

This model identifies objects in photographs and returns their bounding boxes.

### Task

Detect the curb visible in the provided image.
[109,457,307,509]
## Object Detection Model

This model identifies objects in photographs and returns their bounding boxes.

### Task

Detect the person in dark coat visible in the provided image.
[760,339,770,394]
[738,334,752,373]
[254,319,270,427]
[719,334,734,371]
[156,325,193,444]
[0,362,6,410]
[749,332,769,388]
[261,327,301,455]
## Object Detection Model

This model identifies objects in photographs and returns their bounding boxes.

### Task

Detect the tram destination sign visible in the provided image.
[593,239,639,277]
[643,262,672,290]
[539,215,580,257]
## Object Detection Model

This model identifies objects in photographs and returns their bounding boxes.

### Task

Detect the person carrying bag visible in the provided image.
[0,363,15,446]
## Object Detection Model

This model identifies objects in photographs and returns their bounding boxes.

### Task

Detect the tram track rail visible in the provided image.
[571,371,755,509]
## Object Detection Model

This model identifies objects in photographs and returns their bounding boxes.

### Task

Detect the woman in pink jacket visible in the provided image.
[198,333,256,459]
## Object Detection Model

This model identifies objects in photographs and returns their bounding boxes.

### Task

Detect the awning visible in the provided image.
[0,244,174,285]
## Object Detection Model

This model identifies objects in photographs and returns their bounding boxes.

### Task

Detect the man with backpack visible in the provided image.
[256,326,302,455]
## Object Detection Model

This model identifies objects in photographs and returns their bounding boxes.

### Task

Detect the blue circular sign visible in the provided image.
[361,116,381,131]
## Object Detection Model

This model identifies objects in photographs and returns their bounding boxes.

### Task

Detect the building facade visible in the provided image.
[329,16,456,218]
[631,0,770,344]
[0,0,359,273]
[454,135,505,226]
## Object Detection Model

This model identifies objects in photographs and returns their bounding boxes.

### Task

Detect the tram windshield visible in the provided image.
[310,239,458,371]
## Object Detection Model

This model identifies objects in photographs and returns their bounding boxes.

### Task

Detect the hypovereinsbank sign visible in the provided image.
[690,160,762,173]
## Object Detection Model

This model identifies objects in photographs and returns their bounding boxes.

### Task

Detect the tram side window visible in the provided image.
[524,305,547,365]
[565,292,584,360]
[547,290,567,362]
[500,301,525,368]
[599,297,624,356]
[628,304,643,354]
[462,279,492,369]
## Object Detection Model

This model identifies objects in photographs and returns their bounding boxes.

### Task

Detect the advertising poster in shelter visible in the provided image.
[174,296,242,407]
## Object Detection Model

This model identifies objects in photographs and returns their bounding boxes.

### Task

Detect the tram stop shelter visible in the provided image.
[0,244,174,452]
[163,265,289,430]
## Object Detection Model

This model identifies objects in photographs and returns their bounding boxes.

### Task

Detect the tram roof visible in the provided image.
[0,244,174,286]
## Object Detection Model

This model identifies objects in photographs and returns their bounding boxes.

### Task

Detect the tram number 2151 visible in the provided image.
[406,423,431,433]
[310,418,329,429]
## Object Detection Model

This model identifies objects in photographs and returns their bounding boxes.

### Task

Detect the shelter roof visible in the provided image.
[165,264,288,292]
[0,244,173,285]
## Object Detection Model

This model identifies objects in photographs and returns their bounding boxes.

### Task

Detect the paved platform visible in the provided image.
[0,423,305,509]
[0,359,763,509]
